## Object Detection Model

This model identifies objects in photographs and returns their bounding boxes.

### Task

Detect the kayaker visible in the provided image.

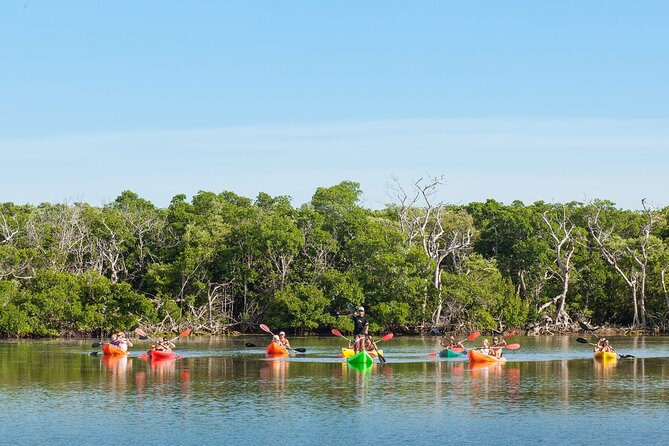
[351,306,369,353]
[479,338,490,355]
[364,337,378,351]
[278,331,291,349]
[595,338,615,354]
[489,335,506,359]
[441,335,464,350]
[153,337,175,352]
[117,331,133,352]
[109,333,121,347]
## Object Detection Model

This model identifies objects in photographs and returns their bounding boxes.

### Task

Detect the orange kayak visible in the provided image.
[266,342,289,356]
[102,343,126,356]
[468,349,507,363]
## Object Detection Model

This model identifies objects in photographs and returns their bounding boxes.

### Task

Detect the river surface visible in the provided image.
[1,335,668,445]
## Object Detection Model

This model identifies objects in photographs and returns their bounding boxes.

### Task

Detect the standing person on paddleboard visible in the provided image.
[351,307,369,353]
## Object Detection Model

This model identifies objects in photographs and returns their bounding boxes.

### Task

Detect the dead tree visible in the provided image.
[390,175,473,327]
[537,206,577,329]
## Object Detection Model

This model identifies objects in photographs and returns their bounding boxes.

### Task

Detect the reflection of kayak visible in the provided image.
[594,351,617,362]
[102,354,128,368]
[341,348,384,358]
[468,349,507,363]
[439,348,466,358]
[102,343,126,356]
[347,350,373,366]
[147,349,176,360]
[266,343,289,356]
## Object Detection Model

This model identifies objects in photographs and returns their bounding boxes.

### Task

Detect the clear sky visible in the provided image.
[1,1,668,210]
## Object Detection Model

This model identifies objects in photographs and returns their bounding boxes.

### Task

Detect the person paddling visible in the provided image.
[489,335,507,359]
[479,338,491,355]
[278,331,291,349]
[594,338,615,354]
[350,306,369,353]
[109,333,121,347]
[153,337,175,352]
[117,331,133,352]
[441,335,464,350]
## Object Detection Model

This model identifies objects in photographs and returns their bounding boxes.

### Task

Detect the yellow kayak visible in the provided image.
[341,348,383,358]
[594,351,617,362]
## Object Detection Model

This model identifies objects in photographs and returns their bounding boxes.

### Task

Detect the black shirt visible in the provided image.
[353,316,368,336]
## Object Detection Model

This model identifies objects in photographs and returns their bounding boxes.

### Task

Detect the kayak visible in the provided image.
[347,350,373,366]
[468,349,507,363]
[594,351,617,362]
[102,343,126,356]
[266,342,289,356]
[147,349,176,360]
[341,348,384,358]
[439,348,466,358]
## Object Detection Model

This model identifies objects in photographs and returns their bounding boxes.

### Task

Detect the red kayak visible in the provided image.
[266,342,289,356]
[102,343,126,356]
[147,349,177,360]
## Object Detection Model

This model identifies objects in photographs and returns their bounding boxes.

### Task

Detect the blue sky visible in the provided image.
[1,1,668,210]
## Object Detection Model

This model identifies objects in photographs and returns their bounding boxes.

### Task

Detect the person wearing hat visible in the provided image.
[440,335,464,351]
[594,337,615,354]
[153,336,175,352]
[278,331,291,349]
[351,306,369,353]
[117,331,133,352]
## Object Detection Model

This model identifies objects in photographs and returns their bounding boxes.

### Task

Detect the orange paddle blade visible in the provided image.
[380,333,394,341]
[505,343,520,350]
[468,331,481,341]
[331,329,342,337]
[179,328,192,337]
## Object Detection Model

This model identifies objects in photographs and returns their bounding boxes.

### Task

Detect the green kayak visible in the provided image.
[347,350,373,366]
[439,348,466,358]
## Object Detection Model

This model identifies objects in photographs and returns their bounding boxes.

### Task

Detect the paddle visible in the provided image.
[504,330,516,340]
[170,328,192,342]
[332,328,352,344]
[428,331,480,357]
[576,337,635,359]
[245,342,257,347]
[368,334,387,364]
[259,324,307,353]
[578,321,601,339]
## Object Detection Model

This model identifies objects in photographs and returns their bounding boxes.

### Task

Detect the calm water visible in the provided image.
[1,335,668,445]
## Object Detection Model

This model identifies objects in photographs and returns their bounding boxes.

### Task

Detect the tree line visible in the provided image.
[1,178,668,337]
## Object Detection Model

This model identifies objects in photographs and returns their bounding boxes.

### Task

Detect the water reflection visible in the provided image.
[260,359,290,396]
[101,355,132,390]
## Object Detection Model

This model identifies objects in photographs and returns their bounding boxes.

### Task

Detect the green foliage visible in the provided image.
[1,189,668,336]
[267,283,335,332]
